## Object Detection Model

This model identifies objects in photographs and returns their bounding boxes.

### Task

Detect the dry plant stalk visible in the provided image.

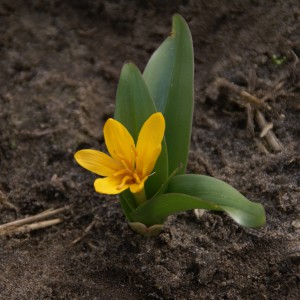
[0,190,18,211]
[215,78,271,111]
[255,110,283,152]
[71,218,97,245]
[1,219,63,236]
[0,206,69,236]
[213,77,283,152]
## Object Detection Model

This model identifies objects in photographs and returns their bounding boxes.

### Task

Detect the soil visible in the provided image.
[0,0,299,299]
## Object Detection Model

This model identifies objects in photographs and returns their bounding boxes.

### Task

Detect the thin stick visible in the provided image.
[197,153,215,177]
[246,103,255,137]
[240,90,271,110]
[255,110,283,152]
[0,191,18,211]
[0,219,63,236]
[260,122,273,138]
[255,138,270,155]
[215,78,271,110]
[0,206,69,230]
[19,126,67,138]
[71,218,97,245]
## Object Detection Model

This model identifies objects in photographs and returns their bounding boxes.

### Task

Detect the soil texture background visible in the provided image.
[0,1,299,299]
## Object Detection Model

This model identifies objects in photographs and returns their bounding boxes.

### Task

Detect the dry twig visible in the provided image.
[211,77,284,153]
[0,191,18,211]
[0,219,63,236]
[197,152,215,176]
[71,218,98,245]
[215,78,271,110]
[246,103,255,137]
[19,126,67,138]
[255,110,283,152]
[0,206,69,236]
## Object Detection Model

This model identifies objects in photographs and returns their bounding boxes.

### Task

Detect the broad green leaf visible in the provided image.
[143,14,194,175]
[130,193,221,227]
[167,175,266,227]
[114,63,168,199]
[131,175,265,227]
[115,63,156,139]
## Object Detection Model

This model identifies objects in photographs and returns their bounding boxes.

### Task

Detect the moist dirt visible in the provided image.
[0,1,299,299]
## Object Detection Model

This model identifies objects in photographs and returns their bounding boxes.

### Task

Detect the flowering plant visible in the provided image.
[75,14,265,235]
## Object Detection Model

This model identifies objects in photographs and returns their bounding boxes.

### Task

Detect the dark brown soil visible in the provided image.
[0,1,299,299]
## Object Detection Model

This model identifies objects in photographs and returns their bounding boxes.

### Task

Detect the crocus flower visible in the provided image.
[74,112,165,196]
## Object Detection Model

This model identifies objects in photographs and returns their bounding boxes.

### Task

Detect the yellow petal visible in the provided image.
[129,176,148,194]
[94,176,129,194]
[74,149,121,176]
[104,118,135,169]
[136,112,165,176]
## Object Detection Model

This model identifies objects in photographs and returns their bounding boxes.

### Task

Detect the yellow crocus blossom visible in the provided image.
[74,112,165,196]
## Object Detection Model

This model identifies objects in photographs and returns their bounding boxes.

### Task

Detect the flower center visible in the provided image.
[113,159,143,190]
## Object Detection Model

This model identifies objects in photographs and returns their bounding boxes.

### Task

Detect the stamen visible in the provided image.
[130,145,139,169]
[113,169,131,177]
[132,173,141,184]
[117,175,132,190]
[132,145,139,161]
[113,150,127,161]
[114,147,135,170]
[121,159,130,170]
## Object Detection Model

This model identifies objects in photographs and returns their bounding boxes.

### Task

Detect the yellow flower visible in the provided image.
[74,112,165,195]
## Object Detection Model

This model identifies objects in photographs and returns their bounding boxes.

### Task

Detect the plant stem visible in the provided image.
[133,188,147,206]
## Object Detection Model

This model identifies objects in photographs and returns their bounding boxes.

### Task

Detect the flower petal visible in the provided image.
[104,118,135,169]
[129,176,148,194]
[94,176,129,194]
[136,112,165,176]
[74,149,121,176]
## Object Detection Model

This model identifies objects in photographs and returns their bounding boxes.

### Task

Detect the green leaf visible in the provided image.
[167,175,266,228]
[130,193,221,227]
[149,163,183,201]
[114,63,168,199]
[143,14,194,175]
[115,63,156,140]
[131,175,265,228]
